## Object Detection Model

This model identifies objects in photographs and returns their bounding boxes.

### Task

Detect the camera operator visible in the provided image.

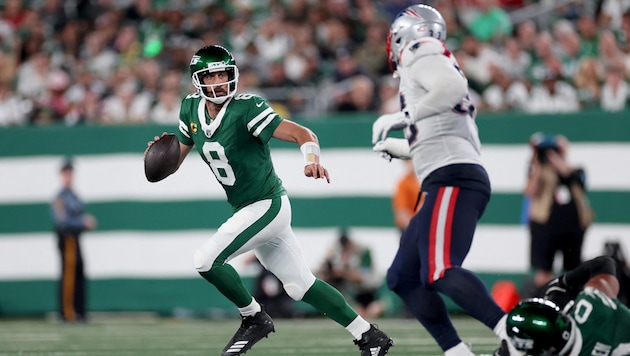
[524,133,594,297]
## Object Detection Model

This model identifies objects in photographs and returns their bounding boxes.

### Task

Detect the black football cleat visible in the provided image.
[221,308,275,356]
[354,324,393,356]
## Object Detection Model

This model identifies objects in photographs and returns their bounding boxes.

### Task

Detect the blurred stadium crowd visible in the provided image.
[0,0,629,126]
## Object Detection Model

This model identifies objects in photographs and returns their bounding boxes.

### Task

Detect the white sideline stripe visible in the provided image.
[1,224,628,280]
[1,144,630,204]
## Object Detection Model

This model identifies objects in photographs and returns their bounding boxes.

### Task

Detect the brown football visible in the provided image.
[144,134,180,183]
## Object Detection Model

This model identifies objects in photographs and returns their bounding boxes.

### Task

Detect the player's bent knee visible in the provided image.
[283,283,308,301]
[193,249,210,272]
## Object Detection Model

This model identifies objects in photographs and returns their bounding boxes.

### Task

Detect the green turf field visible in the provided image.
[0,315,501,355]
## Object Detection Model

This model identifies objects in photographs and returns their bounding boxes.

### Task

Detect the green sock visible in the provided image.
[302,279,358,327]
[199,264,252,307]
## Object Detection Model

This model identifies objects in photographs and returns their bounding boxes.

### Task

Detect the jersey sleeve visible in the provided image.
[243,94,283,144]
[403,50,469,122]
[176,95,195,146]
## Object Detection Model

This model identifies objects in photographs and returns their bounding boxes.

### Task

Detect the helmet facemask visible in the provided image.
[192,66,239,104]
[189,45,239,105]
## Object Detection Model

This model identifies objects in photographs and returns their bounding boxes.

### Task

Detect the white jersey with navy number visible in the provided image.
[398,37,483,184]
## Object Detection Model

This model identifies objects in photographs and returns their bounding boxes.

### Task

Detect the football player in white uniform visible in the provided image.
[372,5,517,355]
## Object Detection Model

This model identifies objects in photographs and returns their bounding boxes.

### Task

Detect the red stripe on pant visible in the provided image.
[428,186,460,284]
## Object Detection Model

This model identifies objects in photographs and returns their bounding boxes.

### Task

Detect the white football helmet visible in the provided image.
[387,4,447,76]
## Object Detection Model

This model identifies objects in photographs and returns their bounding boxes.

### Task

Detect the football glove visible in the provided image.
[372,111,409,144]
[373,138,411,161]
[541,276,580,310]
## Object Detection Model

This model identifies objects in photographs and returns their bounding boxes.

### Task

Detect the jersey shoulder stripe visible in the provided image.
[179,120,190,138]
[230,93,282,140]
[247,108,275,137]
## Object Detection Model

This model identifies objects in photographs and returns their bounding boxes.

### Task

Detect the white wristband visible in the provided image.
[300,142,320,166]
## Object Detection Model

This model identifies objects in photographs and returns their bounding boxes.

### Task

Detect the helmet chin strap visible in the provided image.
[206,95,229,104]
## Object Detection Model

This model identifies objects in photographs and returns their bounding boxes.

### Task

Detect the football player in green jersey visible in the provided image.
[145,45,393,356]
[494,256,630,355]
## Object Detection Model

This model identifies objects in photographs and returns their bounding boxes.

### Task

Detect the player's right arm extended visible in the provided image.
[272,120,330,183]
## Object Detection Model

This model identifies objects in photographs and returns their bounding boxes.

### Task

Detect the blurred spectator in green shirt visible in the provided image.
[469,0,513,43]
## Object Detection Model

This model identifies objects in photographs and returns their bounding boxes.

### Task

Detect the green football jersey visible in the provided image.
[570,287,630,356]
[176,92,286,210]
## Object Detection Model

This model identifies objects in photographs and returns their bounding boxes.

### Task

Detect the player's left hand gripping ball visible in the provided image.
[144,133,180,182]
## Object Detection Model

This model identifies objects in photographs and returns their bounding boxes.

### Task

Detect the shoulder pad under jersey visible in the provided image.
[399,37,449,68]
[232,92,269,108]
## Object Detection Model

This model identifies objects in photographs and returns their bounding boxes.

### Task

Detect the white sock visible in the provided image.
[346,316,371,340]
[494,314,522,355]
[444,342,474,356]
[238,298,261,317]
[493,314,508,339]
